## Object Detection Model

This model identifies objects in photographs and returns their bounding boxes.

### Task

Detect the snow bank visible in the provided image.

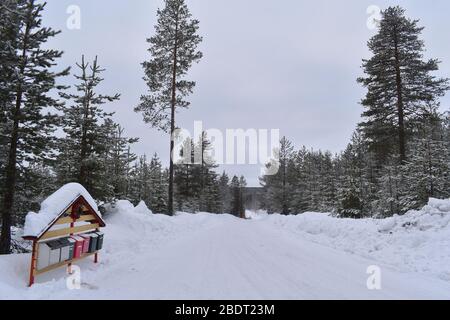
[245,210,268,220]
[104,200,152,216]
[23,183,100,238]
[134,201,153,215]
[261,198,450,281]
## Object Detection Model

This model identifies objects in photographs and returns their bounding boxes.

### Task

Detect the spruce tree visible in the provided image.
[230,176,246,218]
[174,137,197,212]
[107,123,138,199]
[195,132,219,212]
[260,137,294,214]
[148,153,168,213]
[402,113,450,209]
[289,148,310,213]
[57,56,120,201]
[0,0,69,254]
[358,6,449,164]
[135,0,203,215]
[218,172,231,213]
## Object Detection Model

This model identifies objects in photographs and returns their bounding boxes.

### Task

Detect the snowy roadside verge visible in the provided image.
[257,198,450,281]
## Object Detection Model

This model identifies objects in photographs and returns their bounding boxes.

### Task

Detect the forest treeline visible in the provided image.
[261,7,449,218]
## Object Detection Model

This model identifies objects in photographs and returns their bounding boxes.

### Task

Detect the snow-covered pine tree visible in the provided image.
[374,159,406,217]
[238,176,247,218]
[335,131,378,218]
[304,150,322,212]
[135,0,203,215]
[230,176,246,218]
[289,147,310,213]
[174,137,197,212]
[14,162,57,226]
[319,151,338,212]
[0,1,19,182]
[147,153,168,213]
[57,56,120,202]
[358,6,449,165]
[218,172,231,214]
[260,137,294,214]
[107,123,138,200]
[336,142,364,218]
[401,112,450,210]
[0,0,69,254]
[195,132,220,213]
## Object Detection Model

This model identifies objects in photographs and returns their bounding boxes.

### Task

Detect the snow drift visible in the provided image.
[259,198,450,281]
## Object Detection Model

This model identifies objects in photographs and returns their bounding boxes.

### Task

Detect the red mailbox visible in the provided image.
[70,235,84,259]
[79,234,91,253]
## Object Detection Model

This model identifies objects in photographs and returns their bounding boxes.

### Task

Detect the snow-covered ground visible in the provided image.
[1,199,449,300]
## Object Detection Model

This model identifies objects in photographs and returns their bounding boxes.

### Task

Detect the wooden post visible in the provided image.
[94,227,99,264]
[67,213,75,274]
[28,240,37,287]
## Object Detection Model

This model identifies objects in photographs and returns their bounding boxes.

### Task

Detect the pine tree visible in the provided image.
[57,55,120,202]
[230,176,246,218]
[14,161,57,226]
[260,137,294,214]
[0,0,69,254]
[336,143,364,218]
[358,6,449,165]
[195,132,220,212]
[135,0,203,215]
[147,153,168,213]
[107,123,138,199]
[319,151,338,212]
[174,137,197,212]
[402,113,450,209]
[289,147,310,213]
[238,176,247,218]
[218,172,231,213]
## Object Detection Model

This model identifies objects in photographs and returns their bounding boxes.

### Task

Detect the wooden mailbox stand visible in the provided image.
[23,195,106,287]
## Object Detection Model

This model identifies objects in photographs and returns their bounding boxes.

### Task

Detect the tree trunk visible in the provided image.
[0,89,22,254]
[79,62,90,187]
[393,27,407,164]
[168,9,180,216]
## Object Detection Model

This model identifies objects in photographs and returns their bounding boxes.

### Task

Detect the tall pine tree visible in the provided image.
[0,0,69,254]
[135,0,203,215]
[358,6,449,165]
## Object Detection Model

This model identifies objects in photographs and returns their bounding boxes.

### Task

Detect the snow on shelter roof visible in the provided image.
[23,183,103,239]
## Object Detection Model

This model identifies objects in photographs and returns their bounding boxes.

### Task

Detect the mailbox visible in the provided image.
[58,238,74,261]
[95,232,104,251]
[88,233,99,253]
[79,234,91,253]
[48,240,63,265]
[37,242,52,270]
[70,236,84,259]
[67,238,76,260]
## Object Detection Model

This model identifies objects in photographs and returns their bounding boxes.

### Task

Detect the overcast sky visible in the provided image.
[41,0,450,186]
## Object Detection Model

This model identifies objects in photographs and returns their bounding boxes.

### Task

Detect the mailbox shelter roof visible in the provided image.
[23,183,105,240]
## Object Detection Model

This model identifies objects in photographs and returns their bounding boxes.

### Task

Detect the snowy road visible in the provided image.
[2,211,450,299]
[102,218,450,300]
